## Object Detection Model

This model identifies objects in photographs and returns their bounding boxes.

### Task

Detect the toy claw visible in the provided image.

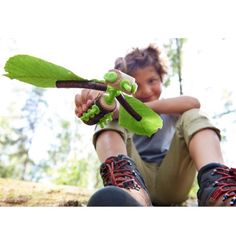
[80,104,100,122]
[103,71,117,83]
[104,69,137,95]
[98,113,113,128]
[80,94,116,126]
[120,80,132,93]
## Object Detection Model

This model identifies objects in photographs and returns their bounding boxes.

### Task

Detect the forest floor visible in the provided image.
[183,197,198,207]
[0,178,90,206]
[0,178,198,207]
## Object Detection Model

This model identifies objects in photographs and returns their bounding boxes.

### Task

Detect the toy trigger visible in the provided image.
[80,94,116,126]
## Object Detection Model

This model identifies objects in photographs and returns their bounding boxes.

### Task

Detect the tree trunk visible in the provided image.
[0,178,197,206]
[0,178,90,206]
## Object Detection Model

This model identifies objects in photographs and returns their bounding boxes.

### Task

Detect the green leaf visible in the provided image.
[118,95,163,137]
[4,54,85,87]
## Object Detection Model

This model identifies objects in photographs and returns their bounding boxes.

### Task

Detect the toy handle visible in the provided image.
[80,94,116,126]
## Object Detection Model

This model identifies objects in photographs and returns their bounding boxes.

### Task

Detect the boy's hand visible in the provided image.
[74,89,102,118]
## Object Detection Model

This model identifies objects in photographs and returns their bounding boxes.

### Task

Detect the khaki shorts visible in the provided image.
[93,108,221,205]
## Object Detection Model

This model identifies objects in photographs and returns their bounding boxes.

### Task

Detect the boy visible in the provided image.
[75,44,236,206]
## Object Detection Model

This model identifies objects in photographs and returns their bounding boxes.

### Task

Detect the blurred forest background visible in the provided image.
[1,38,236,194]
[1,2,236,236]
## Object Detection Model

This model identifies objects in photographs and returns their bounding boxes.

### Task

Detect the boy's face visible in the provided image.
[132,66,162,102]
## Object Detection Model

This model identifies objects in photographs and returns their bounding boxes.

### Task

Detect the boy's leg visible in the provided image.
[131,108,222,205]
[197,163,236,206]
[130,130,196,206]
[87,154,152,206]
[158,108,236,206]
[189,129,223,170]
[153,109,220,205]
[177,109,236,206]
[88,122,152,206]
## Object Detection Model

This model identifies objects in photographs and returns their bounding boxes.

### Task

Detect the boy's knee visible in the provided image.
[181,108,202,121]
[177,108,205,131]
[176,108,220,145]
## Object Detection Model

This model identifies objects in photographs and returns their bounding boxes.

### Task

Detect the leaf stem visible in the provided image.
[56,80,107,91]
[116,94,142,121]
[56,80,142,121]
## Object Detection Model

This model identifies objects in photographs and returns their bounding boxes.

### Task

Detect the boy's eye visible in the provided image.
[148,78,159,84]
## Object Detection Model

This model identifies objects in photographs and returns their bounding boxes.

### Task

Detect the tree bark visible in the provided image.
[0,178,90,207]
[0,178,197,206]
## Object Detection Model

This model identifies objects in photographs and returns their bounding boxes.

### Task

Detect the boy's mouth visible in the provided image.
[139,96,156,103]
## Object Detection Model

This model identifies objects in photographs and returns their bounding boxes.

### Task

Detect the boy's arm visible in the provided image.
[145,96,200,115]
[75,89,127,162]
[95,130,127,162]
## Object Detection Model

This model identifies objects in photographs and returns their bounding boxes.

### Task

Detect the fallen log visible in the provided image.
[0,178,90,207]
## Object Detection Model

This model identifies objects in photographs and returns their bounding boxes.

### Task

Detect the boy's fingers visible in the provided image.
[75,90,104,118]
[81,89,93,104]
[74,93,82,107]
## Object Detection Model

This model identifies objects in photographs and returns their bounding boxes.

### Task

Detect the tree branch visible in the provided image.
[212,109,236,119]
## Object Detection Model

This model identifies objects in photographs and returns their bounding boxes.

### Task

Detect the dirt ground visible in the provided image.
[0,178,198,207]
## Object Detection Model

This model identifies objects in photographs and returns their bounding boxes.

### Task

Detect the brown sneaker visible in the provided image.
[197,163,236,206]
[87,155,152,206]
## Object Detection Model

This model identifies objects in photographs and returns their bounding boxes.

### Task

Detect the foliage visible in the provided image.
[47,120,73,166]
[0,87,47,179]
[0,86,102,189]
[4,54,83,87]
[51,155,102,189]
[119,95,163,137]
[4,54,163,137]
[212,89,236,143]
[0,116,20,178]
[163,38,187,95]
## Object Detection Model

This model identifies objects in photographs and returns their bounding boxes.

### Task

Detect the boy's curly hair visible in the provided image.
[114,44,168,82]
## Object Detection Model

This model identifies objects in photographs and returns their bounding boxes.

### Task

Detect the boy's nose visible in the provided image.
[141,86,151,96]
